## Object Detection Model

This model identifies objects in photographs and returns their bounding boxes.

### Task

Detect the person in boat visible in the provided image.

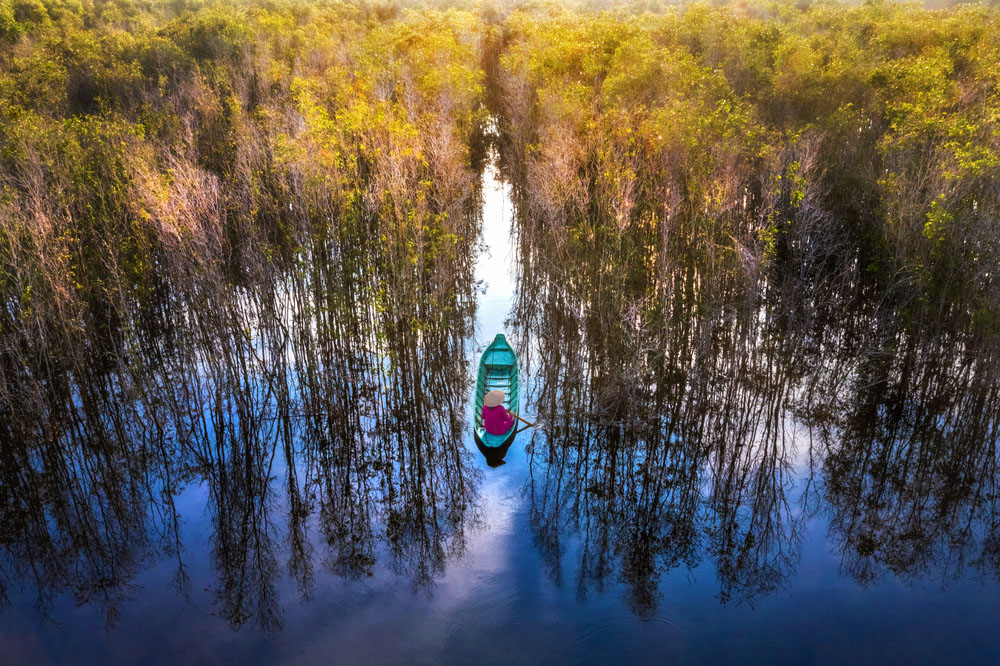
[483,390,515,435]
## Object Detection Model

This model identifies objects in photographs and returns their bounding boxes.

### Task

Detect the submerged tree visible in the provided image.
[0,0,487,628]
[494,0,1000,612]
[1,0,1000,628]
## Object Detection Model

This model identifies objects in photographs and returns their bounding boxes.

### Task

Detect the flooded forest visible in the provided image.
[1,0,1000,663]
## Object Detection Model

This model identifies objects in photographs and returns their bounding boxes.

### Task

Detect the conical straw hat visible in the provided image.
[484,390,505,408]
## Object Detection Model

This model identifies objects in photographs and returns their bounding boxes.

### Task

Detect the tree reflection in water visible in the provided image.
[0,206,482,631]
[819,333,1000,587]
[510,185,1000,617]
[3,182,1000,632]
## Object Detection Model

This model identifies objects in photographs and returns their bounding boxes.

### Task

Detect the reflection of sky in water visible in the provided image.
[4,163,1000,666]
[474,161,517,341]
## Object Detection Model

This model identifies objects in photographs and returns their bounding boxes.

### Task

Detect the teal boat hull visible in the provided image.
[473,333,520,448]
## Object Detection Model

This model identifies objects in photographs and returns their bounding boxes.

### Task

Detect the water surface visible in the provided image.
[2,162,1000,665]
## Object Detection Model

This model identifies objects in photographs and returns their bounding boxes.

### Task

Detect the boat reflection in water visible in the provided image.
[475,437,516,468]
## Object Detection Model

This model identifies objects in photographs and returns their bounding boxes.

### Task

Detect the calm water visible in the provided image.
[2,163,1000,665]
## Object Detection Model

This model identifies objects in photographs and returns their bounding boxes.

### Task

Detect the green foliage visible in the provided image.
[0,0,490,372]
[1,0,999,351]
[494,0,1000,333]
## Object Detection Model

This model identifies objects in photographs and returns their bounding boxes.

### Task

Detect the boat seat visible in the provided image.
[485,350,516,367]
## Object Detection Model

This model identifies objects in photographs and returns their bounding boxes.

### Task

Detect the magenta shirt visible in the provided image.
[482,404,515,435]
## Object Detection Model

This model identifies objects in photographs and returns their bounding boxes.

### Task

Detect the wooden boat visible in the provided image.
[473,333,520,449]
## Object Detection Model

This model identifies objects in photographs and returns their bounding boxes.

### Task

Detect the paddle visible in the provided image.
[515,413,539,428]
